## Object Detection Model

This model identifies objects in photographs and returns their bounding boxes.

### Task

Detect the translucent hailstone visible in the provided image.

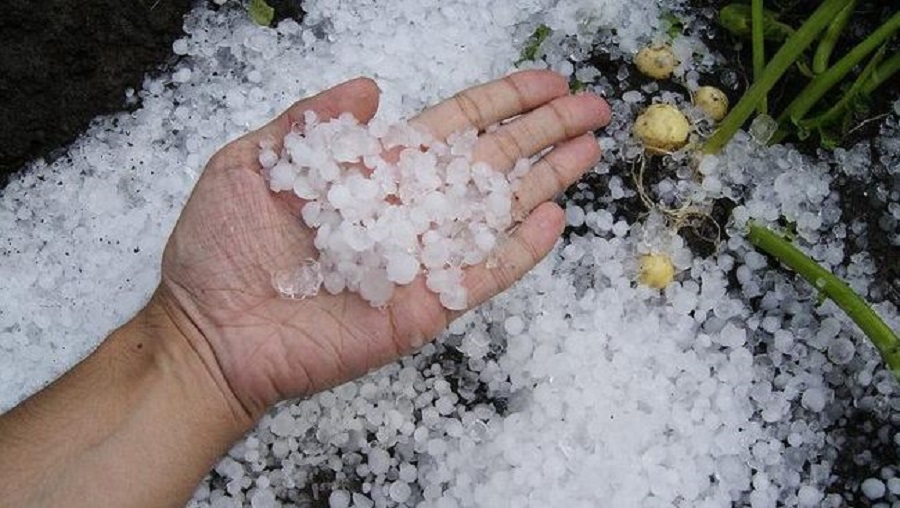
[272,260,323,299]
[748,114,778,144]
[261,113,530,309]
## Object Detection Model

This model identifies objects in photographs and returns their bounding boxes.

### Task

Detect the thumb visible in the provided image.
[249,77,381,149]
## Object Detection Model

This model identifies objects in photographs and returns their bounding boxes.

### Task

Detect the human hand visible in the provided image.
[154,71,611,422]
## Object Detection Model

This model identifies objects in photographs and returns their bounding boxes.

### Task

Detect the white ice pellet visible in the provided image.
[389,481,412,503]
[399,463,418,483]
[250,488,276,508]
[800,388,826,413]
[862,478,887,500]
[827,338,856,365]
[503,316,525,335]
[329,490,351,508]
[172,67,193,83]
[887,477,900,495]
[172,38,189,55]
[259,148,279,169]
[352,493,374,508]
[368,448,391,475]
[386,253,420,285]
[439,285,468,311]
[622,90,643,103]
[797,485,823,507]
[265,114,529,308]
[565,205,585,227]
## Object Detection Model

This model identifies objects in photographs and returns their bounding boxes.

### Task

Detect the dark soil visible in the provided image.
[0,0,192,186]
[0,0,305,189]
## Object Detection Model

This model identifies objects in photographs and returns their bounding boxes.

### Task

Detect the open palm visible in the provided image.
[157,71,610,419]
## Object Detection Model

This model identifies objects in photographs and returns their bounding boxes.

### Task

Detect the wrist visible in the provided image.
[0,290,257,508]
[144,286,260,430]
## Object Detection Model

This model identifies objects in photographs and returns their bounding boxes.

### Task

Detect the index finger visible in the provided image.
[410,70,570,140]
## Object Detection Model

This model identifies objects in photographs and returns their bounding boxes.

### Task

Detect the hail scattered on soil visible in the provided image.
[0,1,898,507]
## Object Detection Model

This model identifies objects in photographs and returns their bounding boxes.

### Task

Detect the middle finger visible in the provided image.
[472,92,611,171]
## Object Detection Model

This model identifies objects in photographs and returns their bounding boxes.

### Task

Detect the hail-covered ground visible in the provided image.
[1,0,899,507]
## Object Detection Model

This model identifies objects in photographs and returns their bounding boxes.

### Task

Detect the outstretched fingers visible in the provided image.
[411,70,570,140]
[472,92,610,171]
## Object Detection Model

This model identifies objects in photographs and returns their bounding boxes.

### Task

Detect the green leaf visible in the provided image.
[818,128,840,150]
[569,78,586,93]
[518,24,551,65]
[718,3,795,42]
[248,0,275,27]
[661,11,685,38]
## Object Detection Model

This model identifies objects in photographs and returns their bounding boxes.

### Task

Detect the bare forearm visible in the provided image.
[0,294,252,508]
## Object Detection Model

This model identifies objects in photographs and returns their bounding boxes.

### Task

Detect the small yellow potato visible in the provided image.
[633,104,691,154]
[638,253,676,289]
[634,45,679,80]
[694,86,729,122]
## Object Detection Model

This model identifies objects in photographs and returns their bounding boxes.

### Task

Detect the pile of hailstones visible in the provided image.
[259,112,530,309]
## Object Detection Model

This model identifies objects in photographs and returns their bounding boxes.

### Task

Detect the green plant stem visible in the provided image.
[747,222,900,380]
[752,0,768,114]
[777,9,900,130]
[703,0,848,154]
[862,50,900,92]
[813,0,857,74]
[799,46,896,133]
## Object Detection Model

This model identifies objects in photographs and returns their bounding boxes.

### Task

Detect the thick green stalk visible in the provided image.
[748,222,900,380]
[752,0,768,114]
[704,0,849,154]
[778,9,900,127]
[813,0,857,74]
